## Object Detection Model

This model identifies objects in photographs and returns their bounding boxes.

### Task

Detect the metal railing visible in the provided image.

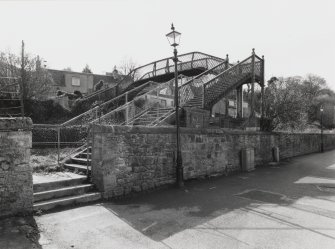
[62,80,159,126]
[31,52,263,169]
[177,53,264,110]
[92,77,176,125]
[117,51,225,92]
[80,52,224,107]
[0,77,24,117]
[203,55,263,108]
[31,123,90,175]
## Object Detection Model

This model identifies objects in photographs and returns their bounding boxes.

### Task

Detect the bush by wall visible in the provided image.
[32,125,89,147]
[24,99,73,124]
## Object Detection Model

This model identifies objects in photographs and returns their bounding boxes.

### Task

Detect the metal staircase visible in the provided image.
[59,51,264,172]
[144,51,264,127]
[74,52,225,117]
[202,55,263,109]
[131,106,174,126]
[179,53,264,110]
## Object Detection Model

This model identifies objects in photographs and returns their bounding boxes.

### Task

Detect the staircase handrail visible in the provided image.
[133,51,225,79]
[149,108,174,126]
[177,61,225,92]
[121,106,152,125]
[90,103,129,124]
[61,80,158,127]
[82,86,117,102]
[117,52,225,89]
[203,55,253,88]
[70,52,225,125]
[90,78,175,124]
[139,56,223,81]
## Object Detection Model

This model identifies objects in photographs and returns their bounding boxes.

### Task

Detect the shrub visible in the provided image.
[32,125,89,147]
[260,117,274,132]
[24,99,73,124]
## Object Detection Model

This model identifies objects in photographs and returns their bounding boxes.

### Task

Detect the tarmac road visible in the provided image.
[2,150,335,249]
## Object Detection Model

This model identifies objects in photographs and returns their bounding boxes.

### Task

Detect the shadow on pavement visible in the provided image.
[0,215,42,249]
[100,150,335,242]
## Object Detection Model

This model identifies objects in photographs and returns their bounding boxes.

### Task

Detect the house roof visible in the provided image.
[48,69,124,87]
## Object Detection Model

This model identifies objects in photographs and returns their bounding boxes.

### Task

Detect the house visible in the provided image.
[47,67,124,97]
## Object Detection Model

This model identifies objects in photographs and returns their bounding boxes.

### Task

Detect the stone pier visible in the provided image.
[0,118,33,218]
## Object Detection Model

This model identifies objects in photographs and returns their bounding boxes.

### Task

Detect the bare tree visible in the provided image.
[0,51,53,100]
[118,57,139,81]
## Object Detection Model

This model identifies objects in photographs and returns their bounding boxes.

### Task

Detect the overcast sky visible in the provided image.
[1,0,334,88]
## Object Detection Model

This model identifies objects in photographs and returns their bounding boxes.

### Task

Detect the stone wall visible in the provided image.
[91,126,176,198]
[91,124,335,198]
[0,118,33,218]
[184,107,210,128]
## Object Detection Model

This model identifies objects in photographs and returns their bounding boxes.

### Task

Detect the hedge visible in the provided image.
[32,125,89,147]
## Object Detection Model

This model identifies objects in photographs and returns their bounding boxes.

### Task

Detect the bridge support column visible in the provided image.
[125,92,129,125]
[261,55,265,118]
[225,98,229,116]
[250,48,256,118]
[236,85,243,118]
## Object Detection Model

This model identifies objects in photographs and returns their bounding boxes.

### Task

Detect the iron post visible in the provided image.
[173,48,184,187]
[166,23,183,187]
[320,106,324,152]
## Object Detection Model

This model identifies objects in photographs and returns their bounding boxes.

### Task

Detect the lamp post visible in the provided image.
[320,106,324,153]
[166,23,183,187]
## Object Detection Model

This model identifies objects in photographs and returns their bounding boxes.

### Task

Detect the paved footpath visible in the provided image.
[2,150,335,249]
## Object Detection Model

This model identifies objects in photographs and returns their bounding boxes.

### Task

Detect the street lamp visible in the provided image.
[320,106,324,153]
[166,23,183,187]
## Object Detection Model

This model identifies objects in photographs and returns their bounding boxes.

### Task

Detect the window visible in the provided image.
[71,77,80,86]
[228,100,235,107]
[161,99,167,107]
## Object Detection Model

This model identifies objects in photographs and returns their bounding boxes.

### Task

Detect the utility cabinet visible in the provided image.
[272,146,280,162]
[241,148,255,172]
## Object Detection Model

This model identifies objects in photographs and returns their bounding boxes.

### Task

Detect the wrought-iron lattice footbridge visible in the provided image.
[32,49,265,172]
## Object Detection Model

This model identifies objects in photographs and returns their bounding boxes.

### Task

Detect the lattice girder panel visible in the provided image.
[139,52,225,81]
[204,74,253,110]
[203,56,264,110]
[91,78,175,126]
[178,59,230,107]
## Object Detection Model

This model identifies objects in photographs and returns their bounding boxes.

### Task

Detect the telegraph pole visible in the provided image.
[20,40,25,117]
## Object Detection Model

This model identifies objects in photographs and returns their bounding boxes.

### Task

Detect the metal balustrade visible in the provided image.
[0,77,23,117]
[203,56,263,109]
[62,80,159,126]
[82,52,224,104]
[91,78,176,125]
[36,51,265,168]
[63,52,225,127]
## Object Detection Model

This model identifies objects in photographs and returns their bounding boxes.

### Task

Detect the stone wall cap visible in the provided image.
[91,124,274,135]
[90,124,335,136]
[0,117,33,131]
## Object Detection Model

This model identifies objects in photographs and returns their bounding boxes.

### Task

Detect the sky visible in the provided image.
[1,0,334,88]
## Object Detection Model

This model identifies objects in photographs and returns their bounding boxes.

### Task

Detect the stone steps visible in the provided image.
[63,163,91,173]
[33,192,101,212]
[33,176,87,192]
[71,157,91,164]
[33,175,101,212]
[34,184,94,202]
[63,146,92,173]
